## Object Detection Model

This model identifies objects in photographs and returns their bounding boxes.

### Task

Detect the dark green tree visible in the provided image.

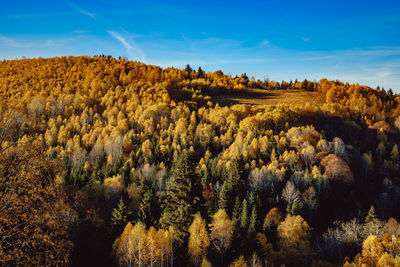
[160,152,202,245]
[196,67,205,79]
[219,161,244,215]
[248,205,258,235]
[218,181,229,211]
[185,64,193,79]
[111,198,132,230]
[262,215,272,232]
[290,201,303,215]
[138,187,155,226]
[249,192,256,208]
[301,79,308,90]
[232,196,241,225]
[240,199,248,230]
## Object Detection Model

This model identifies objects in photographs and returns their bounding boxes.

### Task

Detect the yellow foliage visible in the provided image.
[209,209,234,255]
[188,213,210,266]
[230,255,248,267]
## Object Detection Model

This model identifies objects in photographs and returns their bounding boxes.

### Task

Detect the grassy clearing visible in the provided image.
[211,88,326,106]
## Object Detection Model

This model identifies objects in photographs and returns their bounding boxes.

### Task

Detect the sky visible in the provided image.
[1,0,400,91]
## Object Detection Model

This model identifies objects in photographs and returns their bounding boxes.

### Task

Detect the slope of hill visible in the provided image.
[0,56,400,267]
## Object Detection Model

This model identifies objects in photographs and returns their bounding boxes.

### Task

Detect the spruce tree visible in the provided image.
[262,215,272,232]
[249,192,256,208]
[218,181,229,211]
[111,198,132,230]
[201,167,209,184]
[363,205,384,238]
[290,201,303,215]
[185,64,193,79]
[197,67,205,79]
[232,196,241,224]
[248,205,258,235]
[138,187,154,226]
[365,205,377,223]
[240,199,248,230]
[160,152,201,245]
[219,161,244,214]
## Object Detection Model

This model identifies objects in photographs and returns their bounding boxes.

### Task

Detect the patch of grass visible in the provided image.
[211,88,326,106]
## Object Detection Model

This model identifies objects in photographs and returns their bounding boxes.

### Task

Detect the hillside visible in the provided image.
[1,56,400,267]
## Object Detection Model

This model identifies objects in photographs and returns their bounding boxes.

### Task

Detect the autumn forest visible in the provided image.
[1,56,400,267]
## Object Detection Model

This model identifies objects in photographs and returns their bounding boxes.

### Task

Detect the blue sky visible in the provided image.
[1,0,400,91]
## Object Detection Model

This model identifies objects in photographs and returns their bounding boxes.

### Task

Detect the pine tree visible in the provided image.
[248,205,258,236]
[249,192,256,208]
[262,215,272,232]
[160,152,202,245]
[185,64,193,79]
[138,187,154,226]
[240,199,248,230]
[362,205,384,238]
[197,67,205,79]
[111,198,132,230]
[290,201,303,215]
[232,196,241,225]
[218,181,228,211]
[201,167,209,184]
[365,206,377,224]
[219,161,244,214]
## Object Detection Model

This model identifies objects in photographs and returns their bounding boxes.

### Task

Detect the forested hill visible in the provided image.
[1,56,400,267]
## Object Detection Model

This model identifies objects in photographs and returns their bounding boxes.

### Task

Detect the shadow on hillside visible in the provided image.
[210,89,276,106]
[210,88,326,106]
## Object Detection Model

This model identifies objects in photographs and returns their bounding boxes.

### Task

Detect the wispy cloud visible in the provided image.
[0,35,25,48]
[300,55,336,61]
[107,30,145,61]
[301,37,311,42]
[79,9,95,20]
[276,47,400,90]
[353,46,400,57]
[64,0,96,21]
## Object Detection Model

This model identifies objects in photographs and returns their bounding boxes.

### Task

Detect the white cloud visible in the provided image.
[79,9,96,20]
[355,47,400,57]
[107,30,145,61]
[64,0,96,21]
